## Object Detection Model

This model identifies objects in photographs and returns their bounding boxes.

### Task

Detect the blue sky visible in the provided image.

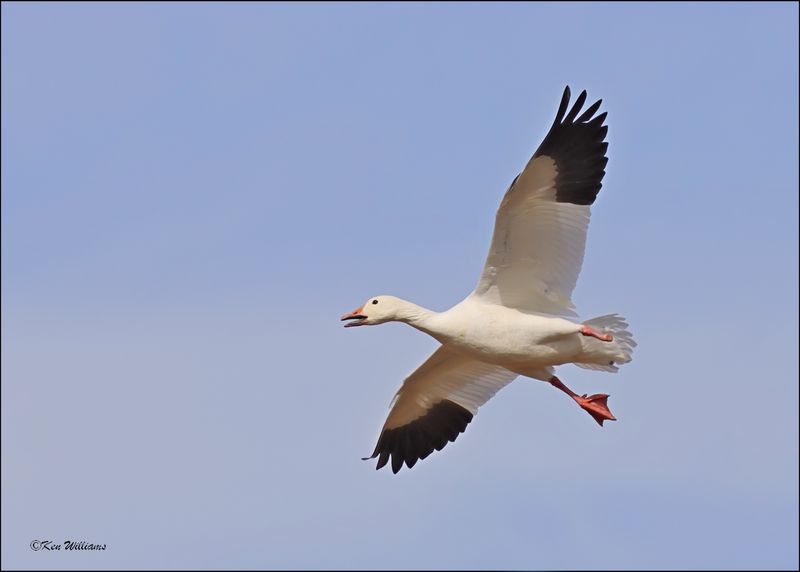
[2,2,797,569]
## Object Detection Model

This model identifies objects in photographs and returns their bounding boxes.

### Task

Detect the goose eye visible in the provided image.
[372,299,378,305]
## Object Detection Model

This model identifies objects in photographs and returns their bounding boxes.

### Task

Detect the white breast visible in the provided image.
[424,299,582,366]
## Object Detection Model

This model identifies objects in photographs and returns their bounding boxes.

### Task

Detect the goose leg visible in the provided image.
[580,325,613,342]
[548,376,616,426]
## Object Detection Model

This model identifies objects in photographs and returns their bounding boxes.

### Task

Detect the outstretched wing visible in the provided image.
[365,346,517,473]
[471,86,609,316]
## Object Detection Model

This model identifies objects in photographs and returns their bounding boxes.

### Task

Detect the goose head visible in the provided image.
[340,295,407,328]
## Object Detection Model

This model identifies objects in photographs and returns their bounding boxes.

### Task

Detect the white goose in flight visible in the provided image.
[342,86,636,473]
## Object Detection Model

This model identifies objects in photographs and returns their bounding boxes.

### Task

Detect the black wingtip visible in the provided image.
[577,99,602,123]
[553,86,571,125]
[590,111,608,127]
[362,443,380,461]
[391,455,403,474]
[532,86,609,206]
[564,90,587,123]
[366,400,474,474]
[376,450,389,470]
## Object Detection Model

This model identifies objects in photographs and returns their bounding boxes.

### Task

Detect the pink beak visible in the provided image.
[340,306,367,327]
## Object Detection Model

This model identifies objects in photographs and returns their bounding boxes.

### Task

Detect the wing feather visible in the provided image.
[365,346,517,473]
[471,86,609,315]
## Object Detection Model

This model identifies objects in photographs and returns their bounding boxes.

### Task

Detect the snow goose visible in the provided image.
[342,86,636,473]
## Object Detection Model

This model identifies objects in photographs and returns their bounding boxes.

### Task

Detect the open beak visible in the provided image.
[341,306,368,328]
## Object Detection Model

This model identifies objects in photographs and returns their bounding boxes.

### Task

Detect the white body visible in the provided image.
[419,299,584,368]
[390,296,633,383]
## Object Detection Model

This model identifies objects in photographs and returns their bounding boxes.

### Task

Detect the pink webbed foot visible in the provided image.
[580,325,613,342]
[574,393,616,426]
[548,376,617,426]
